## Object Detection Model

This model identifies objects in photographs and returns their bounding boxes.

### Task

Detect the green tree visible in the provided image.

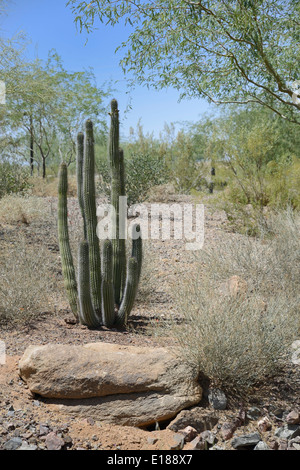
[2,48,110,177]
[68,0,300,124]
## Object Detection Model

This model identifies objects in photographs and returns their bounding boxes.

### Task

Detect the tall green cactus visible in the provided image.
[82,120,102,319]
[109,99,127,306]
[57,162,78,320]
[58,99,142,329]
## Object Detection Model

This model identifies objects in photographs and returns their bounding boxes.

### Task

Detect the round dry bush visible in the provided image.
[159,209,300,396]
[0,235,64,325]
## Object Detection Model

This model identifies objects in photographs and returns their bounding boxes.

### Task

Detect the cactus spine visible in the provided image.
[58,99,142,328]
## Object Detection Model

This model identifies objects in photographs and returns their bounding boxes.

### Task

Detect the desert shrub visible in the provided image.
[162,210,300,396]
[0,194,50,225]
[0,160,31,198]
[0,235,63,324]
[97,153,170,205]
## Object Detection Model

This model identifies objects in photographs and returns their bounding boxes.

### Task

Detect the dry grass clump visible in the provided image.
[0,194,51,225]
[30,176,77,198]
[0,235,64,325]
[164,209,300,396]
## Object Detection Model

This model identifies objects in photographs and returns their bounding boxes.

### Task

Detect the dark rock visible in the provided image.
[185,435,206,451]
[274,424,300,440]
[247,407,261,421]
[231,432,261,449]
[208,389,227,410]
[4,437,23,450]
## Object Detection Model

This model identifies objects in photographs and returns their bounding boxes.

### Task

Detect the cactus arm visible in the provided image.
[115,257,139,328]
[57,162,78,321]
[76,132,87,239]
[131,224,143,284]
[109,100,127,306]
[78,240,100,328]
[101,239,116,328]
[83,119,102,321]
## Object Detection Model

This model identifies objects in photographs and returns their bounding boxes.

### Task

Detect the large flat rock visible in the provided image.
[19,342,202,427]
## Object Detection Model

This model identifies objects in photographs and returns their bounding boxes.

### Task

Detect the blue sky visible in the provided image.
[1,0,214,138]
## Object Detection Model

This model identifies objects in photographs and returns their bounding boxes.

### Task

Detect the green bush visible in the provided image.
[0,160,31,198]
[97,152,170,205]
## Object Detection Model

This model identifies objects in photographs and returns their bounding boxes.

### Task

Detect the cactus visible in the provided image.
[82,120,102,319]
[78,240,100,328]
[58,99,142,329]
[57,162,78,320]
[109,100,127,306]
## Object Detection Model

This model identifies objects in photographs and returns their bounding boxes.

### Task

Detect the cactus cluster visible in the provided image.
[58,99,142,328]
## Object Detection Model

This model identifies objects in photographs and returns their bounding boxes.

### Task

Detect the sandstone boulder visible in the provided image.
[19,342,202,427]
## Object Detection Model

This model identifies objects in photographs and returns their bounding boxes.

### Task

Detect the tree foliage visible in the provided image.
[67,0,300,124]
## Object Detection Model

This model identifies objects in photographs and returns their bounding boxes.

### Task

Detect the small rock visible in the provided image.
[254,441,270,450]
[231,432,261,449]
[257,417,272,433]
[208,389,227,410]
[18,442,38,451]
[209,445,225,451]
[274,424,300,440]
[199,430,216,446]
[278,439,288,451]
[147,437,158,445]
[269,439,279,450]
[247,407,261,421]
[185,435,206,451]
[221,422,236,441]
[286,410,300,425]
[4,437,23,450]
[170,433,185,450]
[38,424,50,436]
[178,426,198,443]
[167,408,219,433]
[45,432,65,451]
[63,435,73,448]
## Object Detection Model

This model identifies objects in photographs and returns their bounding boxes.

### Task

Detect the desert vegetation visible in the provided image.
[0,0,299,452]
